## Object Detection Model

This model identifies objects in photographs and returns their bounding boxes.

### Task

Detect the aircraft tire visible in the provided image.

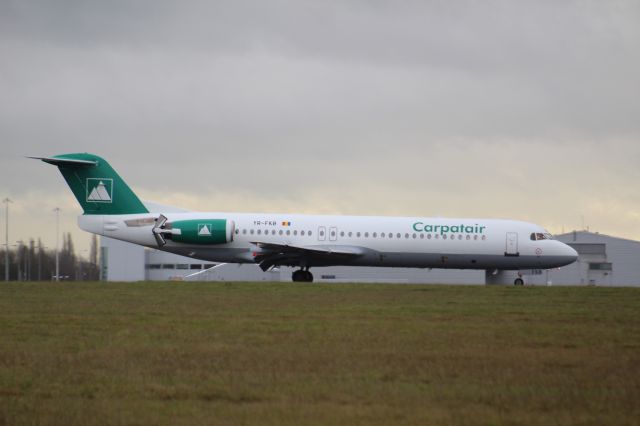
[292,270,314,282]
[292,270,305,282]
[514,278,524,286]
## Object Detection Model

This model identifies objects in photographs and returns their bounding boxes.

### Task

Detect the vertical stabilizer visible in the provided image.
[31,153,149,215]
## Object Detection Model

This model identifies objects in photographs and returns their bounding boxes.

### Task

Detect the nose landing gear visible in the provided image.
[292,269,314,282]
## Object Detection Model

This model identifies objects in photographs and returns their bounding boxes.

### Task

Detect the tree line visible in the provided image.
[0,233,99,281]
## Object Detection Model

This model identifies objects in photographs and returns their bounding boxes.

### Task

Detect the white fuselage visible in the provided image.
[79,212,578,271]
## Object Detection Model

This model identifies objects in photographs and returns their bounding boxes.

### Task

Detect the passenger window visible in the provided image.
[356,232,361,237]
[397,233,401,238]
[250,229,255,235]
[466,235,470,240]
[482,235,486,240]
[420,233,424,239]
[458,235,462,240]
[293,230,297,236]
[286,230,291,236]
[373,232,377,238]
[301,230,305,236]
[412,233,417,239]
[279,230,283,235]
[427,234,432,239]
[340,231,345,237]
[243,229,247,235]
[381,232,385,237]
[308,231,312,236]
[348,232,353,237]
[443,235,447,240]
[364,232,369,238]
[235,229,239,234]
[435,234,439,239]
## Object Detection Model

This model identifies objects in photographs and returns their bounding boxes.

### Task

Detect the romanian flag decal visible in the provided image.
[282,221,291,226]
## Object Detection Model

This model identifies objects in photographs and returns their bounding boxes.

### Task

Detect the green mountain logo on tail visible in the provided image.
[86,178,113,203]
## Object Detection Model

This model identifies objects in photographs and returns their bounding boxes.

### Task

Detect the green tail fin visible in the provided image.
[33,153,149,215]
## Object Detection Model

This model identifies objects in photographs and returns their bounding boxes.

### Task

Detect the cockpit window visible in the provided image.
[530,232,554,241]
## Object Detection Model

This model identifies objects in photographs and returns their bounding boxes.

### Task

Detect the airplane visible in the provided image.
[31,153,578,284]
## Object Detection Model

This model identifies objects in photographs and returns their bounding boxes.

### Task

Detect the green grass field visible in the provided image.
[1,282,639,425]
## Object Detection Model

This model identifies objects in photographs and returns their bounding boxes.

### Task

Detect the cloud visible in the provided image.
[0,0,639,252]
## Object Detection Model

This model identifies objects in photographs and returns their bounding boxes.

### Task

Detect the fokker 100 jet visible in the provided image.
[32,153,578,284]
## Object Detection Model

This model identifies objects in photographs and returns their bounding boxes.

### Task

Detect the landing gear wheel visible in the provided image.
[292,270,304,282]
[514,278,524,286]
[292,270,314,282]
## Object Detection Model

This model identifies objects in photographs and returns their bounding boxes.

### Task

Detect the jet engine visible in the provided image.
[152,215,235,247]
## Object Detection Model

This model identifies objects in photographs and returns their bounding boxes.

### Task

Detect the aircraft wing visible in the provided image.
[249,241,365,271]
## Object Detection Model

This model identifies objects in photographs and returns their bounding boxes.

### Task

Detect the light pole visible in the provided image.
[37,241,46,281]
[3,198,11,282]
[16,241,23,281]
[54,207,60,282]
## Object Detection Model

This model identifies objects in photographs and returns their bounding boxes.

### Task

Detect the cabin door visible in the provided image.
[318,226,326,241]
[505,232,519,256]
[329,227,338,241]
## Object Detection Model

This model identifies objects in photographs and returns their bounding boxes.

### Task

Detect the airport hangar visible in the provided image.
[99,231,640,286]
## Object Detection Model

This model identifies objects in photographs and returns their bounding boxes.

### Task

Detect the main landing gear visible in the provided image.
[292,269,314,282]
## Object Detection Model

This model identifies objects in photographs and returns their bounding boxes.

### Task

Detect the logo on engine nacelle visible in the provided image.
[198,224,212,236]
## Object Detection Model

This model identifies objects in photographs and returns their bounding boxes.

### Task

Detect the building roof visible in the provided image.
[556,230,640,246]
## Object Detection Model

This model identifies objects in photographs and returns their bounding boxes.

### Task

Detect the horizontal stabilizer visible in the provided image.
[28,156,98,167]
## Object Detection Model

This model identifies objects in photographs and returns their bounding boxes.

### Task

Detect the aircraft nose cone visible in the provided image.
[562,243,578,264]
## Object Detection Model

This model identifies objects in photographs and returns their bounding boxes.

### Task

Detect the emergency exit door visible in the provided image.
[329,227,337,241]
[318,226,326,241]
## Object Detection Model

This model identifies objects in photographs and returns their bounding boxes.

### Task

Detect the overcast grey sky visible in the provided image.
[1,0,639,254]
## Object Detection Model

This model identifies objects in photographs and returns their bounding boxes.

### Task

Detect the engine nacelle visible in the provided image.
[165,219,235,245]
